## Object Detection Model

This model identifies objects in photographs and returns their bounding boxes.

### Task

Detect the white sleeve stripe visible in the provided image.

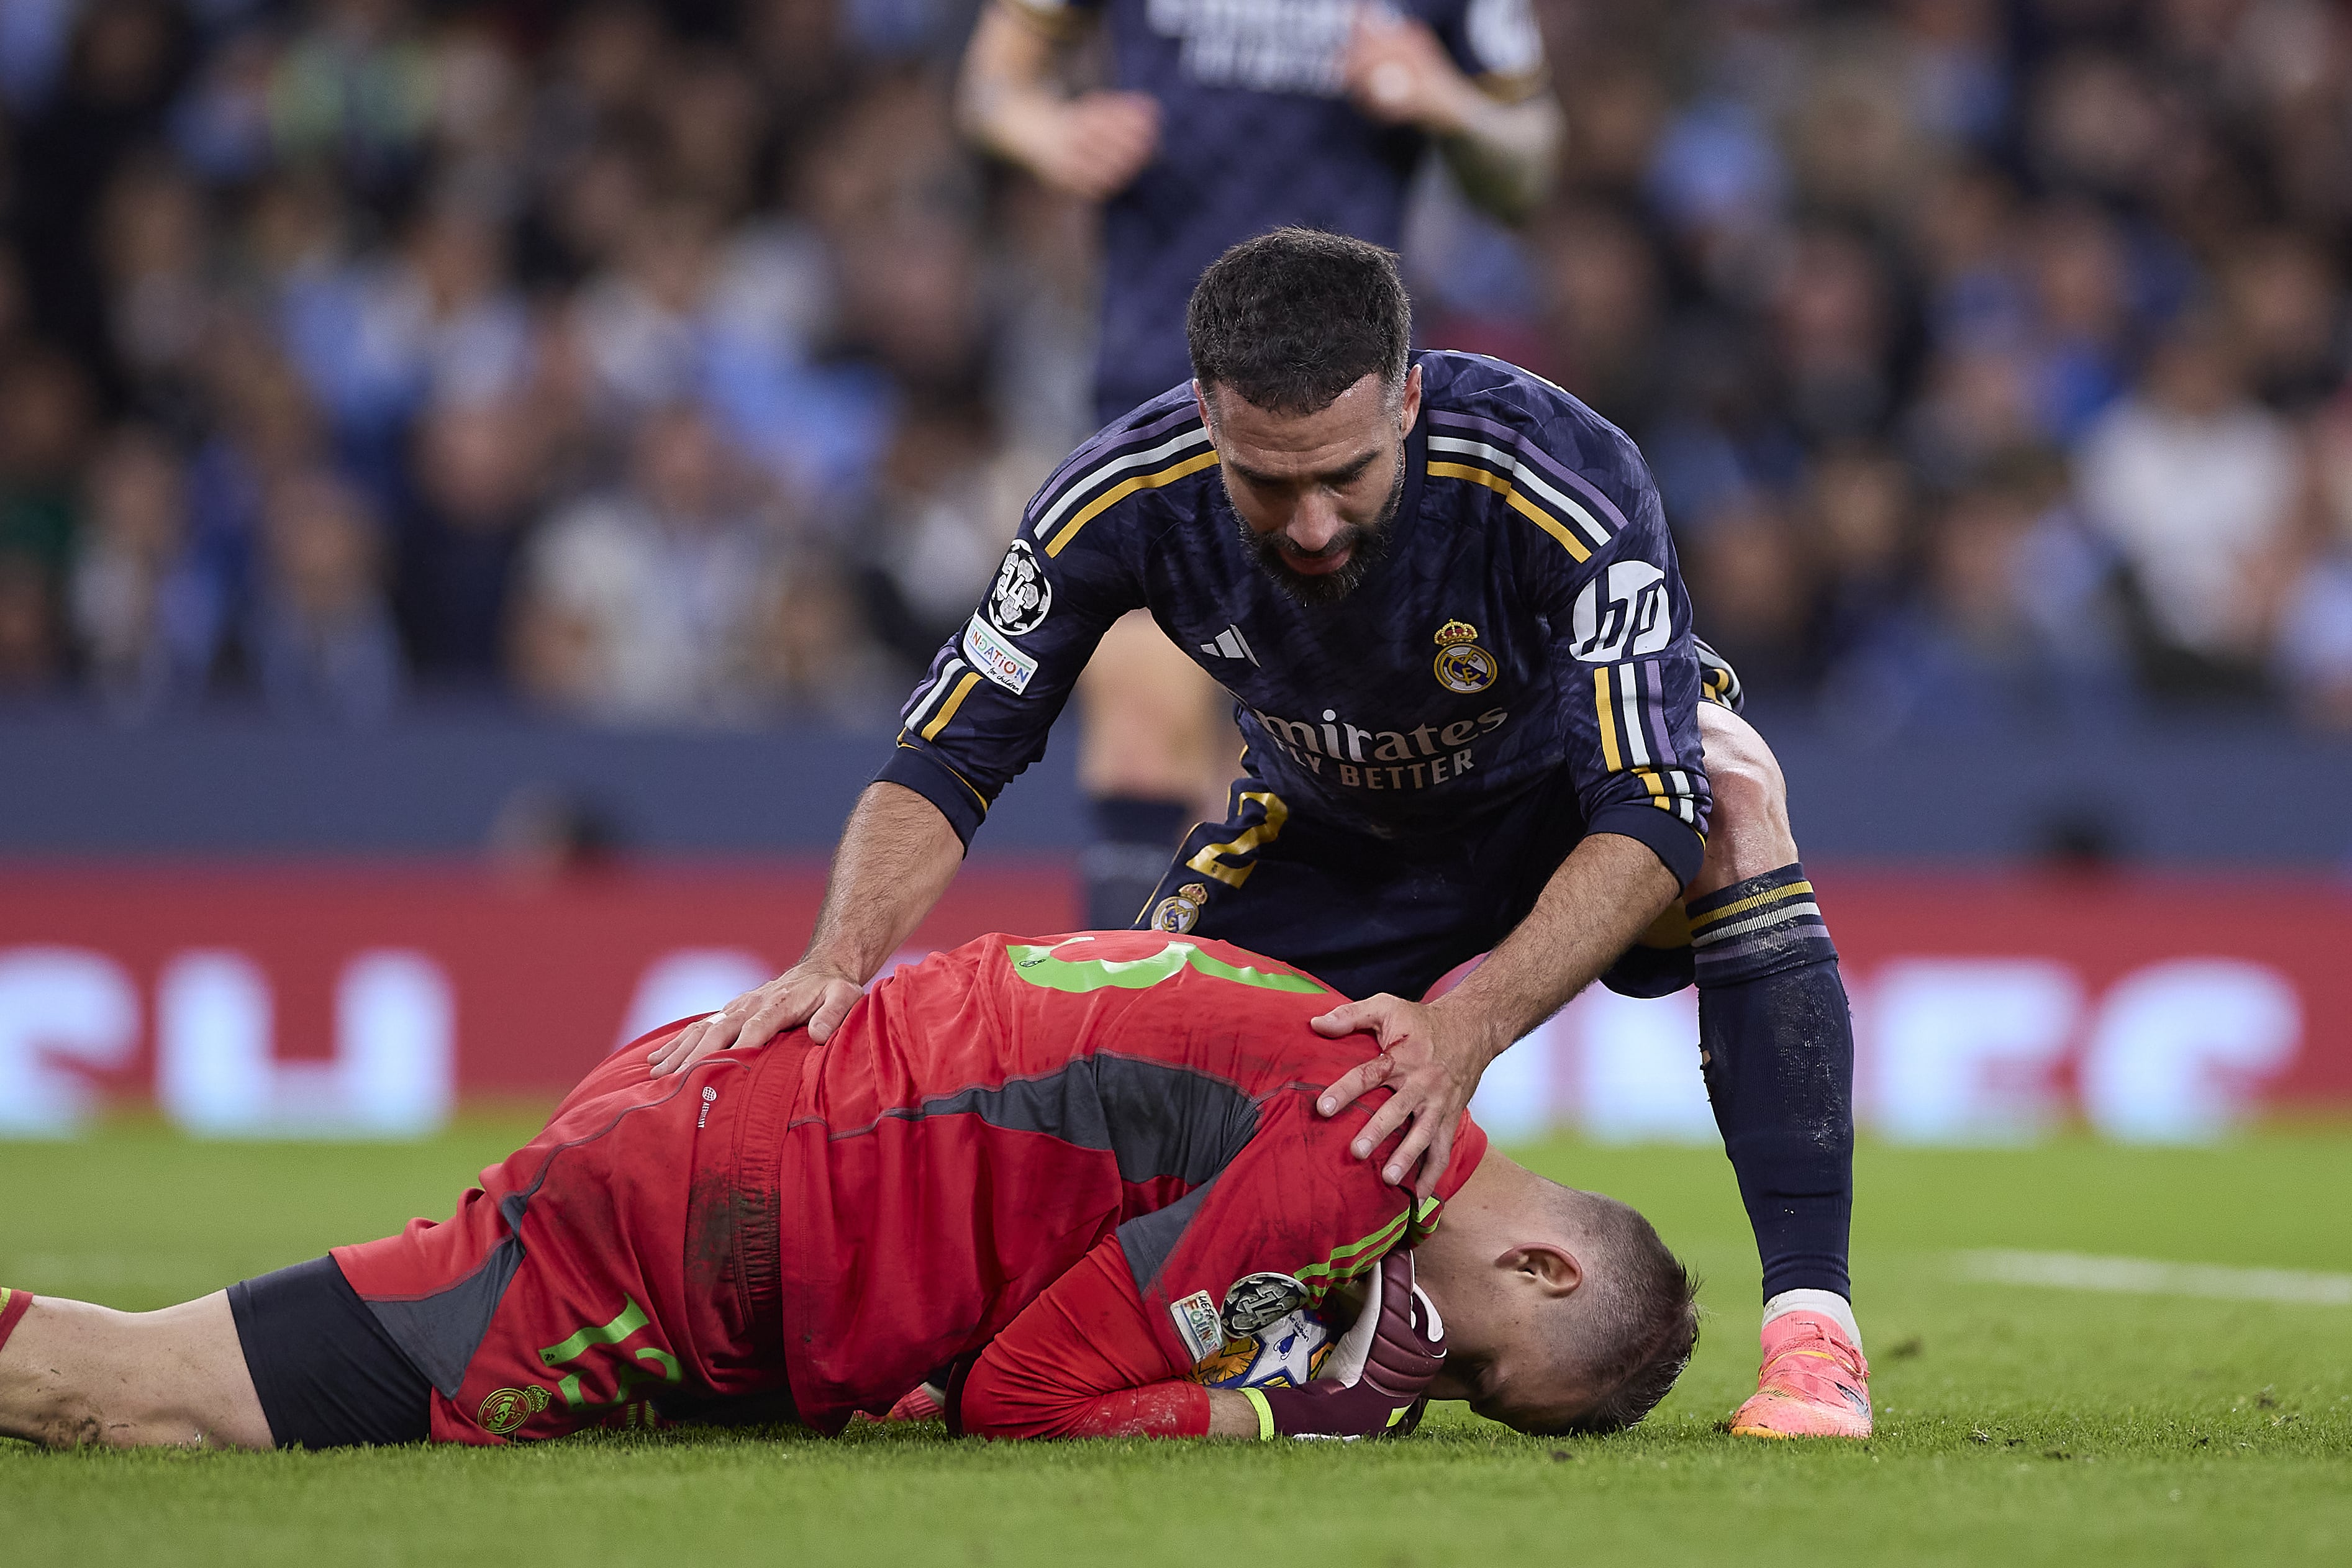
[1424,435,1613,548]
[1616,661,1652,768]
[1030,426,1212,537]
[904,658,967,731]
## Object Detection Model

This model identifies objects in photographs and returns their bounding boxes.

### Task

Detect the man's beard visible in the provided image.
[1227,455,1404,604]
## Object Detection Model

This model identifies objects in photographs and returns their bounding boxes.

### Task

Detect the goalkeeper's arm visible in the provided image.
[953,1244,1440,1441]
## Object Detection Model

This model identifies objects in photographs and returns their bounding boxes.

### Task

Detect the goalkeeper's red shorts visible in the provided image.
[326,1028,799,1445]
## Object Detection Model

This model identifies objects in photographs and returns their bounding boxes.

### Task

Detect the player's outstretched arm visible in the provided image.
[956,1246,1440,1442]
[649,782,964,1076]
[956,1,1160,202]
[1314,832,1679,1196]
[1342,11,1561,224]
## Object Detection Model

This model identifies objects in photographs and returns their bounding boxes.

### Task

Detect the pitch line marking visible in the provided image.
[1956,1249,2352,1306]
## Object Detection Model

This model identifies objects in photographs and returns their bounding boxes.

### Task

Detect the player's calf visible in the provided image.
[0,1289,273,1450]
[1686,706,1864,1434]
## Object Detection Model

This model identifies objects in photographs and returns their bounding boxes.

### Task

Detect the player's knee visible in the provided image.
[1709,744,1788,836]
[30,1389,107,1449]
[1696,712,1796,883]
[9,1355,110,1450]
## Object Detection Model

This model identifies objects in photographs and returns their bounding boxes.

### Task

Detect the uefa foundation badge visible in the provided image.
[1432,620,1496,694]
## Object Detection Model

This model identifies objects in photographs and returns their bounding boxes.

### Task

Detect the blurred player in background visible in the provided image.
[674,232,1869,1441]
[958,0,1563,928]
[0,932,1694,1448]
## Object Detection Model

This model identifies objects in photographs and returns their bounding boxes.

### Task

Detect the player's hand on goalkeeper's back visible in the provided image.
[647,961,863,1077]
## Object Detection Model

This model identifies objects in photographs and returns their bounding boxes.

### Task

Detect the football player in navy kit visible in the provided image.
[666,232,1872,1439]
[957,0,1564,932]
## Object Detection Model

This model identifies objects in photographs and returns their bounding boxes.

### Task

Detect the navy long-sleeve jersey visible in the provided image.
[1008,0,1550,420]
[880,351,1714,890]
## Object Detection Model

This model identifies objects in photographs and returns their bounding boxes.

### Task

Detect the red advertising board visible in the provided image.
[0,863,2343,1141]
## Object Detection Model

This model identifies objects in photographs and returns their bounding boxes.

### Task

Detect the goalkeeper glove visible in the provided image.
[1244,1248,1443,1441]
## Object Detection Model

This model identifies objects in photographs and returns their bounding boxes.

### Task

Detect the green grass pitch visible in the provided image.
[3,1120,2347,1566]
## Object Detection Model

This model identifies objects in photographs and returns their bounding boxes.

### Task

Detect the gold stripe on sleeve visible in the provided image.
[1594,666,1623,772]
[920,672,984,740]
[1043,451,1220,556]
[896,736,993,809]
[1425,461,1592,562]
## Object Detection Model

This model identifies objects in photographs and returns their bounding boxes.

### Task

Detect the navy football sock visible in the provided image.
[1081,796,1192,930]
[1689,864,1855,1303]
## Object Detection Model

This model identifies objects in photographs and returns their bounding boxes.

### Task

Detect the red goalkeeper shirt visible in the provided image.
[769,930,1487,1438]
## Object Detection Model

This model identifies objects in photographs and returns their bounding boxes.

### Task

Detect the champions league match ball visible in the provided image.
[1184,1268,1385,1391]
[1186,1304,1339,1391]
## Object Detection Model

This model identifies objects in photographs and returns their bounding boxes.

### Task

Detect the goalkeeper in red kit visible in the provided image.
[0,932,1696,1450]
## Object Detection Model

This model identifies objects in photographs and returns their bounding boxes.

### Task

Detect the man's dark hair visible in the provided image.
[1537,1192,1702,1436]
[1186,229,1412,416]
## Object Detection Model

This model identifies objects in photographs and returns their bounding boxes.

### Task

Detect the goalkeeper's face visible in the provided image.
[1404,1164,1595,1431]
[1418,1267,1592,1435]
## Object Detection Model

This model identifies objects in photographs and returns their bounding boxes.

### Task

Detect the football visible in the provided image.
[1186,1305,1338,1391]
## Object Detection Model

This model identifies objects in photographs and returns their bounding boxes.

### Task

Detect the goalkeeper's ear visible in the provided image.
[1500,1241,1582,1298]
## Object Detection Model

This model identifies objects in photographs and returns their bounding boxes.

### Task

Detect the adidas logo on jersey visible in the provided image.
[1199,625,1258,665]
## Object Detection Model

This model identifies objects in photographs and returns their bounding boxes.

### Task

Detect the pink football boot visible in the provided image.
[1728,1310,1872,1439]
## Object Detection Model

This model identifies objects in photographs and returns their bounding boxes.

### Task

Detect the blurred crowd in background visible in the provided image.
[0,0,2348,735]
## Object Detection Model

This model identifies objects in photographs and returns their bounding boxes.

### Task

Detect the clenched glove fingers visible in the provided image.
[1248,1249,1443,1441]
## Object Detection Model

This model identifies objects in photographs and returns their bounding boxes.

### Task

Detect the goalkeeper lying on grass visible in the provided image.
[0,931,1697,1450]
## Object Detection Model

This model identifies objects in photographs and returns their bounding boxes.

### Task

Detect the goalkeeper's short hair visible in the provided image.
[1539,1189,1701,1436]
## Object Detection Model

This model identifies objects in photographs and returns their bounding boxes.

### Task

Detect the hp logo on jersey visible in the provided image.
[987,540,1052,635]
[1570,561,1672,663]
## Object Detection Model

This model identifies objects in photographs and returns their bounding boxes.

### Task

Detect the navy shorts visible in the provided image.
[229,1256,432,1448]
[1130,763,1694,1003]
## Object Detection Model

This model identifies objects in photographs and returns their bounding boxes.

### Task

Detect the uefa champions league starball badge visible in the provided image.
[986,540,1053,634]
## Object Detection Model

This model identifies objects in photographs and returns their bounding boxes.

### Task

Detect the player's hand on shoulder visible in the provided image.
[645,961,863,1077]
[1310,992,1501,1199]
[1342,10,1476,134]
[1033,89,1160,201]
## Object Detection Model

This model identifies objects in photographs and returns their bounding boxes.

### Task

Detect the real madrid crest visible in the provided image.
[1151,881,1209,934]
[477,1384,550,1436]
[1432,619,1496,694]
